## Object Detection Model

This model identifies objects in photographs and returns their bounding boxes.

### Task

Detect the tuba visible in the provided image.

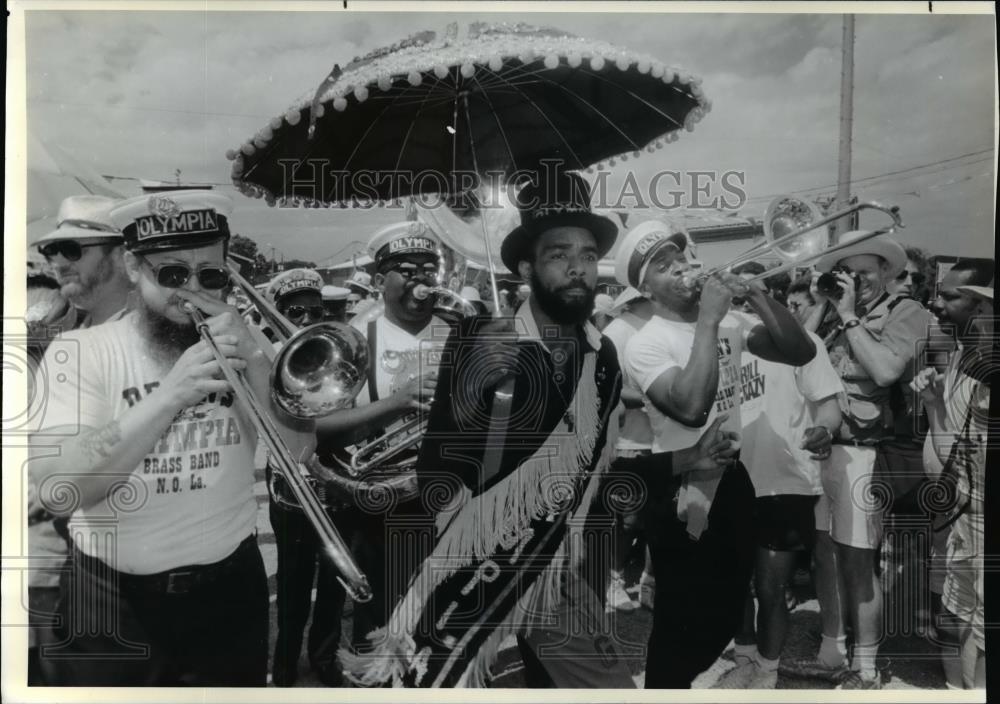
[316,282,477,509]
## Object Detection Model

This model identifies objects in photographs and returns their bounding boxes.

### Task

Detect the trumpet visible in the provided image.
[682,196,904,289]
[412,284,479,320]
[185,265,373,603]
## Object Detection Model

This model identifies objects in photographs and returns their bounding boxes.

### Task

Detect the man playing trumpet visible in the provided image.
[316,221,449,653]
[619,221,816,688]
[29,190,315,686]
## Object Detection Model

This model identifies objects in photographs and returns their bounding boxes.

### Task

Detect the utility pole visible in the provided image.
[834,14,856,242]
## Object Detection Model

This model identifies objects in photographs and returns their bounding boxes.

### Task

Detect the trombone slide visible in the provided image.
[185,303,373,603]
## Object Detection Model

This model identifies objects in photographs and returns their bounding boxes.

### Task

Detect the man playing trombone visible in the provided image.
[29,190,315,686]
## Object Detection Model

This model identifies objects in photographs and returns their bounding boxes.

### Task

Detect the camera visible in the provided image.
[816,266,862,300]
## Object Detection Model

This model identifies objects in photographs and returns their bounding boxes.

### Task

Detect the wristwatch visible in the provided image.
[842,318,861,330]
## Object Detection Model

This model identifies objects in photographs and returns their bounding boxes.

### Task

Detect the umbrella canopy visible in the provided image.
[230,22,710,207]
[27,132,128,246]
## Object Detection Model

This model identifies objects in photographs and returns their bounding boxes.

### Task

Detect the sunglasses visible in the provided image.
[38,240,106,262]
[141,259,230,290]
[283,305,326,323]
[896,270,925,286]
[381,262,439,280]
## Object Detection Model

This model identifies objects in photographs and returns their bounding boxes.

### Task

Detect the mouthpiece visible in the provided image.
[412,284,433,301]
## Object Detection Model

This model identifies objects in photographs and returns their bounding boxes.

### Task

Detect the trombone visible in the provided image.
[683,196,904,288]
[184,263,373,603]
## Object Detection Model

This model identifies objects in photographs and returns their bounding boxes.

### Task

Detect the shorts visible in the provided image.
[754,495,819,551]
[930,524,950,595]
[816,444,883,550]
[942,515,985,650]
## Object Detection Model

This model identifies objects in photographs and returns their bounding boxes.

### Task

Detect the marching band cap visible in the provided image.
[267,268,323,304]
[35,195,123,247]
[501,170,617,273]
[346,270,375,293]
[109,190,233,254]
[367,221,440,268]
[322,284,351,301]
[460,286,483,303]
[614,220,688,288]
[815,230,907,279]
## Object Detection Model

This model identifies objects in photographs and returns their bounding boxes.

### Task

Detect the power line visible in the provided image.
[741,150,994,204]
[100,147,995,208]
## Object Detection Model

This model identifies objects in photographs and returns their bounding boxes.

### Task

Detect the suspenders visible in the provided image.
[367,319,379,403]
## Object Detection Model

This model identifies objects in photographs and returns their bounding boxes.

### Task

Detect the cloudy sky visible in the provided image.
[20,5,997,264]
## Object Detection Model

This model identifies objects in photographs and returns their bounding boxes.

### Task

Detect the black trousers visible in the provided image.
[41,536,269,687]
[269,496,348,672]
[643,462,756,689]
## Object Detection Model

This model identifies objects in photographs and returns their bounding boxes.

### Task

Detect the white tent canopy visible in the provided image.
[320,255,372,271]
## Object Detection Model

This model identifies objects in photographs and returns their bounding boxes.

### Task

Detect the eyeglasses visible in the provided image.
[141,259,230,290]
[381,262,439,280]
[38,240,105,262]
[283,305,326,323]
[896,270,925,286]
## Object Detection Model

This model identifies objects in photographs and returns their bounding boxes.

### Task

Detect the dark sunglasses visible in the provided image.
[142,259,230,290]
[283,305,326,323]
[38,240,106,262]
[896,270,925,286]
[381,262,439,280]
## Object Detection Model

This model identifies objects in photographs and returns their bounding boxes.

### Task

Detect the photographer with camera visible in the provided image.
[783,230,932,690]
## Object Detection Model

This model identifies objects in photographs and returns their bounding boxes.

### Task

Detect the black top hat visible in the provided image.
[500,171,617,272]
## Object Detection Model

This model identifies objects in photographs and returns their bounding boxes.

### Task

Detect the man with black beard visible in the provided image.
[30,190,315,686]
[340,171,739,688]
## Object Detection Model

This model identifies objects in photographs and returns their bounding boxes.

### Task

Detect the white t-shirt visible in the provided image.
[739,332,843,496]
[34,312,258,574]
[602,316,652,452]
[350,314,449,441]
[626,312,755,452]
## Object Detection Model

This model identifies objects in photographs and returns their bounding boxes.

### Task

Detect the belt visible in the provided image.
[74,534,257,595]
[832,437,880,448]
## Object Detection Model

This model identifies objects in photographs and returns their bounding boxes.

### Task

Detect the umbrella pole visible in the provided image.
[459,93,504,319]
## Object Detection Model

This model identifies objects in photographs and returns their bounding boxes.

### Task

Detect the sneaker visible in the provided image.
[747,666,778,689]
[605,572,637,613]
[638,571,655,610]
[778,655,849,682]
[835,670,882,690]
[784,586,798,612]
[716,660,757,688]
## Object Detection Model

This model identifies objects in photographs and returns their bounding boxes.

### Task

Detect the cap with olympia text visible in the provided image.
[110,190,234,254]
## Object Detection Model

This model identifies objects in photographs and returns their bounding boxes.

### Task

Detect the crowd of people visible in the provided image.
[22,174,991,690]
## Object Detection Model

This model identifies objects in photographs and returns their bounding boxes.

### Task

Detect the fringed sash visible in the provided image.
[340,350,617,687]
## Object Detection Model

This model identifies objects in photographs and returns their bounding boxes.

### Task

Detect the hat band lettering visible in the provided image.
[375,236,438,262]
[274,278,320,300]
[126,211,228,241]
[628,230,677,287]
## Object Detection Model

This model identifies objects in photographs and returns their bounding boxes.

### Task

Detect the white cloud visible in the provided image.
[21,8,996,262]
